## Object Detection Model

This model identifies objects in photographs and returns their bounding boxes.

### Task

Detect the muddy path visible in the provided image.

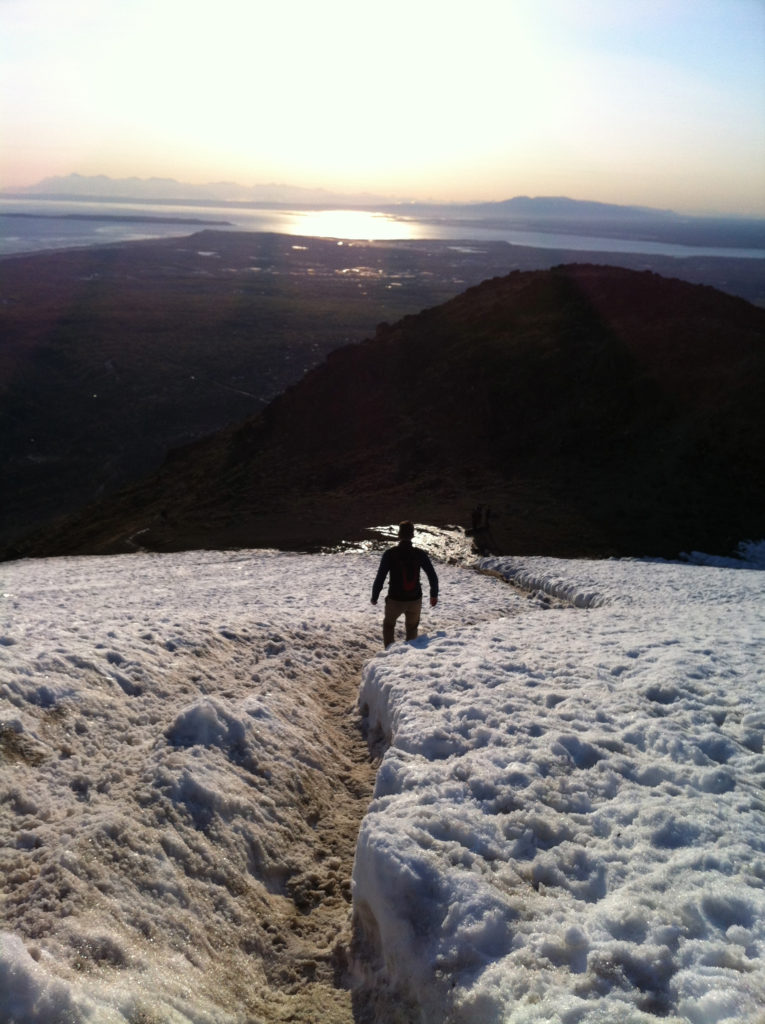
[254,636,380,1024]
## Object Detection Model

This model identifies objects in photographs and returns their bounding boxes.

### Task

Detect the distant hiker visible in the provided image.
[468,503,494,555]
[371,521,439,647]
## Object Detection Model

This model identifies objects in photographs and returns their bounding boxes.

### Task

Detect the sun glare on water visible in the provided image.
[283,209,419,241]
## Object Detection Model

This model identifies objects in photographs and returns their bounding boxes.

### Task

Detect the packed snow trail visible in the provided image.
[0,545,525,1023]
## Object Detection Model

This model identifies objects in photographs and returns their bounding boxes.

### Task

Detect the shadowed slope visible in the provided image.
[11,265,765,560]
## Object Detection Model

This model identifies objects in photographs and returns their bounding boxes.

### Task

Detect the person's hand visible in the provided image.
[430,596,438,607]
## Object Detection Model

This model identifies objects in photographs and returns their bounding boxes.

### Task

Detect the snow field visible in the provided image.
[354,554,765,1023]
[0,546,524,1022]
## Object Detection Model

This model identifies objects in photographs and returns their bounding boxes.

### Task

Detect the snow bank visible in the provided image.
[4,541,763,1021]
[354,555,765,1022]
[0,545,524,1021]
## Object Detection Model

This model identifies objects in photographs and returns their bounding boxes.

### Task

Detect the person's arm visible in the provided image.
[420,550,439,605]
[371,551,391,604]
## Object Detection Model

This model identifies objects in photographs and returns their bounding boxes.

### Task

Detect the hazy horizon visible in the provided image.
[2,1,764,217]
[7,173,765,222]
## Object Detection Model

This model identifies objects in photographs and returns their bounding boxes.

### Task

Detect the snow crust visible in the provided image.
[0,545,521,1021]
[354,551,765,1022]
[2,541,763,1022]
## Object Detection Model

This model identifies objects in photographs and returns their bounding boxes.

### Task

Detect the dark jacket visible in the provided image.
[372,541,439,603]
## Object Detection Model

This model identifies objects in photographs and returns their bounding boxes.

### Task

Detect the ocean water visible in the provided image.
[2,197,764,259]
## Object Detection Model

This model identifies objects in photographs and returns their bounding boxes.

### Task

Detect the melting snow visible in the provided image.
[354,550,765,1022]
[1,542,763,1022]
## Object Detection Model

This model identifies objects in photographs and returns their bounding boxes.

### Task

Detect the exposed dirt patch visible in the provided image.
[0,723,46,765]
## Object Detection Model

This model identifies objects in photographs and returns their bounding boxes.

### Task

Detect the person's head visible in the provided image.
[398,520,415,542]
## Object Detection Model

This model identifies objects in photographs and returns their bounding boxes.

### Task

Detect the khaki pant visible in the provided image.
[383,597,422,647]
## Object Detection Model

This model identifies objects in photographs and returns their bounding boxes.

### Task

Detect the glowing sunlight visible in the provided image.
[282,210,420,241]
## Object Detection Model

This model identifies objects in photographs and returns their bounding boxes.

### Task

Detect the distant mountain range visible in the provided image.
[470,195,677,219]
[3,173,403,207]
[8,175,765,248]
[12,264,765,562]
[0,174,693,218]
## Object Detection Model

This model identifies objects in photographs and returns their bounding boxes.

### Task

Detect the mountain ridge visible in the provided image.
[3,175,687,217]
[11,264,764,562]
[3,173,404,207]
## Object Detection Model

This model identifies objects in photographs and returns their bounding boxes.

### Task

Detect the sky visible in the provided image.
[1,0,764,214]
[1,540,763,1021]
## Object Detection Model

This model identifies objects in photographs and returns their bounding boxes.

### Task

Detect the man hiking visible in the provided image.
[371,521,439,647]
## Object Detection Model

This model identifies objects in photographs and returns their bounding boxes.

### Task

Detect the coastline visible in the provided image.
[2,196,764,260]
[2,210,231,226]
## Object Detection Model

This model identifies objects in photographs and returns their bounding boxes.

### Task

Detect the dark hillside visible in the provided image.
[11,265,765,560]
[1,231,516,547]
[3,230,764,550]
